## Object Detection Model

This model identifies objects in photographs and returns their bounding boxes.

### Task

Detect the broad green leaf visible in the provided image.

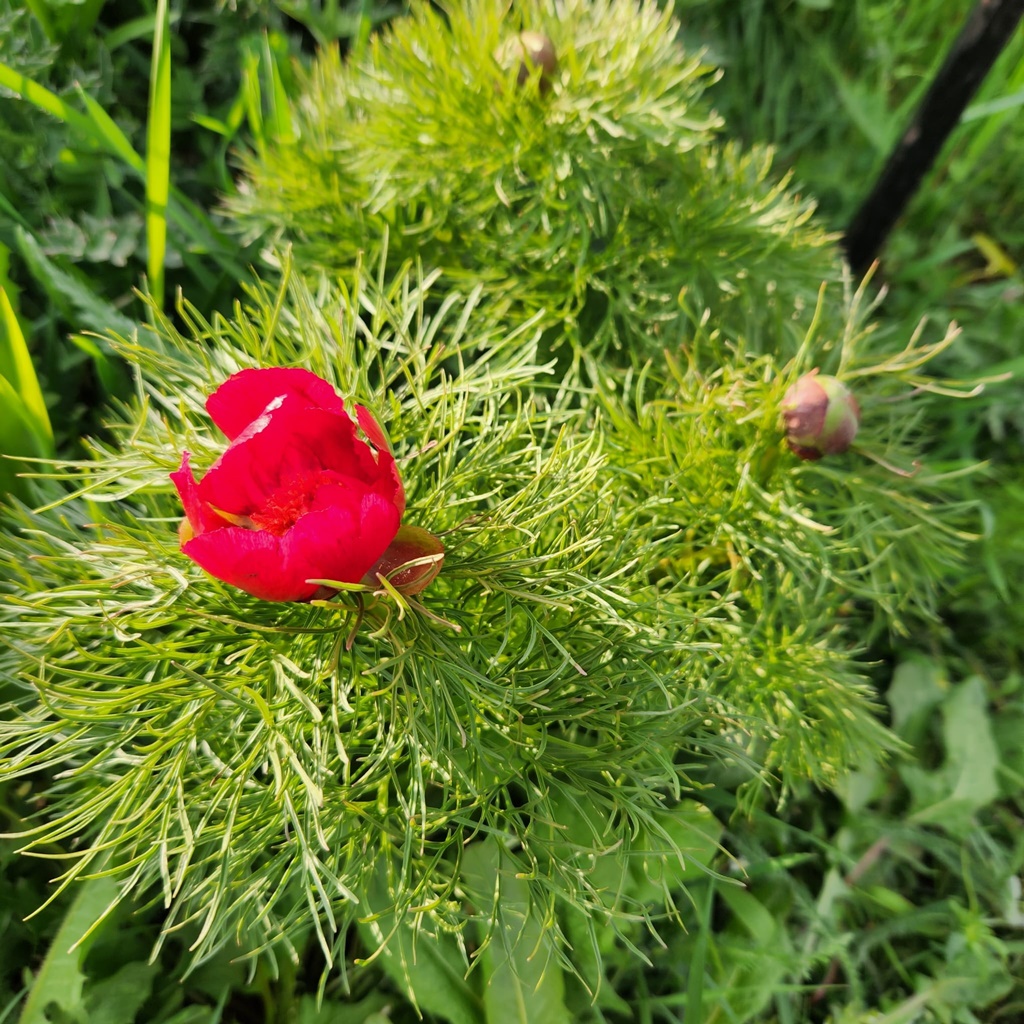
[717,885,779,947]
[358,874,483,1024]
[461,839,572,1024]
[83,961,159,1024]
[296,992,392,1024]
[17,875,120,1024]
[906,676,1000,833]
[560,906,632,1017]
[629,800,723,903]
[887,656,946,739]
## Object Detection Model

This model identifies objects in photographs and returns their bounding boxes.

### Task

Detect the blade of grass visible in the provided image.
[0,287,53,455]
[22,0,55,43]
[104,9,181,52]
[0,375,48,501]
[241,44,265,158]
[263,32,295,146]
[685,880,714,1023]
[352,0,375,62]
[73,86,146,174]
[146,0,172,309]
[0,60,123,156]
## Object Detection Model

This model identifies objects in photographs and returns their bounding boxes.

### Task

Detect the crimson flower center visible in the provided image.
[249,470,338,536]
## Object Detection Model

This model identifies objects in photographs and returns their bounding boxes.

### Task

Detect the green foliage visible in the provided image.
[680,0,1024,460]
[570,654,1024,1024]
[0,251,984,1002]
[0,260,734,978]
[0,0,1020,1019]
[16,874,120,1024]
[0,0,319,449]
[232,0,840,357]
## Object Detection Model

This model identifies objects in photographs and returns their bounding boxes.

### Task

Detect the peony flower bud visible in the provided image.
[366,524,445,596]
[781,371,860,460]
[495,31,558,92]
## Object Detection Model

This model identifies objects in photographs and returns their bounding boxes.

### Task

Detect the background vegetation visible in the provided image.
[0,0,1021,1022]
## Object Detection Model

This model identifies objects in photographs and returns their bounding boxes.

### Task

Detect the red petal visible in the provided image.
[207,368,347,440]
[282,491,402,589]
[355,404,391,452]
[375,449,405,517]
[182,485,402,601]
[169,452,231,537]
[198,396,380,516]
[356,405,406,516]
[182,526,315,601]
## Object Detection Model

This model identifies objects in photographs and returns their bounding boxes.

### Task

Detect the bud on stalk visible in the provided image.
[495,31,558,93]
[366,525,445,596]
[781,371,860,460]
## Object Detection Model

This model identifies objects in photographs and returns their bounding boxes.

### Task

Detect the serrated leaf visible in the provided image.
[906,676,1000,833]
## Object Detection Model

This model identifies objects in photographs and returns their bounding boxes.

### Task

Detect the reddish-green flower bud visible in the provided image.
[781,371,860,460]
[496,31,558,92]
[366,525,445,596]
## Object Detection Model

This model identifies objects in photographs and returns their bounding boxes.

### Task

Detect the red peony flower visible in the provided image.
[171,368,406,601]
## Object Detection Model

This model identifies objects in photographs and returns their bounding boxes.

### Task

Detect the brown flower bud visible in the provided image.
[495,31,558,92]
[366,525,445,596]
[781,371,860,460]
